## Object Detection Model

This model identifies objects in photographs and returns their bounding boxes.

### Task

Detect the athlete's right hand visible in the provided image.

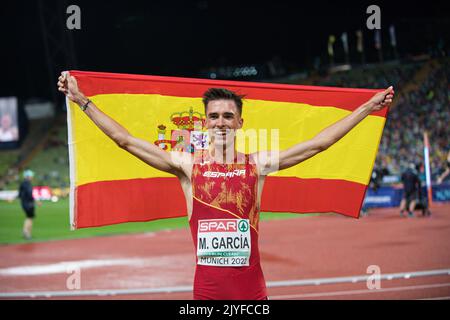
[57,71,86,105]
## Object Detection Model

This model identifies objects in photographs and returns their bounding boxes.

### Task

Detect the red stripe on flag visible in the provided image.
[261,177,366,218]
[75,178,187,229]
[68,70,387,117]
[74,176,365,228]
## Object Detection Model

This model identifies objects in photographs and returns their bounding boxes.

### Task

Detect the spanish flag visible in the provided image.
[66,70,387,229]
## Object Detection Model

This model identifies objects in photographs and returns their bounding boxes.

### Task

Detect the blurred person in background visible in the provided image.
[399,163,420,218]
[437,151,450,184]
[370,165,384,193]
[360,165,385,217]
[414,162,431,217]
[19,170,36,240]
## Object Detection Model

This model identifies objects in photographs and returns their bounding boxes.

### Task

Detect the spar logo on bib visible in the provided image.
[199,219,238,232]
[238,219,249,232]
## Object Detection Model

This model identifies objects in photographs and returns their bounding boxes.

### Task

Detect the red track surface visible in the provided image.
[1,204,449,300]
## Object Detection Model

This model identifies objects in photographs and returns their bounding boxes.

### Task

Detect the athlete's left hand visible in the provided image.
[366,86,395,111]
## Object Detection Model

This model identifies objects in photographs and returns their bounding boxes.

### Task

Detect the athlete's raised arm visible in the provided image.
[57,71,189,176]
[257,86,394,175]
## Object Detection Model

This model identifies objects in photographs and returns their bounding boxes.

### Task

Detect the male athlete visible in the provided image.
[58,71,394,299]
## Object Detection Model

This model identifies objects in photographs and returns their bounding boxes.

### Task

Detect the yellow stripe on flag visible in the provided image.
[70,94,384,186]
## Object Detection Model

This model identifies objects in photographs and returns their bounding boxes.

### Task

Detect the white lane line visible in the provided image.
[0,259,146,276]
[266,269,450,287]
[0,255,191,276]
[0,285,194,298]
[270,283,450,299]
[1,268,449,298]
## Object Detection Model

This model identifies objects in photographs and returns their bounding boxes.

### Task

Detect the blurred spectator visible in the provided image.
[369,165,384,193]
[18,170,36,240]
[399,163,420,218]
[437,151,450,184]
[415,162,432,217]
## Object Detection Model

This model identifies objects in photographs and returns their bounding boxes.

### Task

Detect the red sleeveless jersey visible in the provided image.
[189,152,267,300]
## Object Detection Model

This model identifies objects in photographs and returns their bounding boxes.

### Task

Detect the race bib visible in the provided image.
[197,219,251,267]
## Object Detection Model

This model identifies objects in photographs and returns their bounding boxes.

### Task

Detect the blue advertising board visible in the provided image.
[363,183,450,208]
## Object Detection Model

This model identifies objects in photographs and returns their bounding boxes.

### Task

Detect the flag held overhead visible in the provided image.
[66,70,387,229]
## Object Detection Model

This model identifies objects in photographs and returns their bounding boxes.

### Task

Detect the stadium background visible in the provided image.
[0,0,449,300]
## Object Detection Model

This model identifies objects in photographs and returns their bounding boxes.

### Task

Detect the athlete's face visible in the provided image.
[205,99,243,147]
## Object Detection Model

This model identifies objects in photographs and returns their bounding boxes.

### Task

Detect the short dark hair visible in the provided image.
[202,88,245,116]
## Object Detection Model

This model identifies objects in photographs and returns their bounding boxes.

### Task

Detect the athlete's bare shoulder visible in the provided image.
[249,151,279,176]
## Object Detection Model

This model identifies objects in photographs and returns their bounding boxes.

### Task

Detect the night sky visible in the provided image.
[2,0,449,100]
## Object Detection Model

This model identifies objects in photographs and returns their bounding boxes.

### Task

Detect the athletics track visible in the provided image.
[1,203,449,300]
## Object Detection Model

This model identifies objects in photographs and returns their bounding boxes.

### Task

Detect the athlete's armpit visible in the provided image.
[251,151,280,176]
